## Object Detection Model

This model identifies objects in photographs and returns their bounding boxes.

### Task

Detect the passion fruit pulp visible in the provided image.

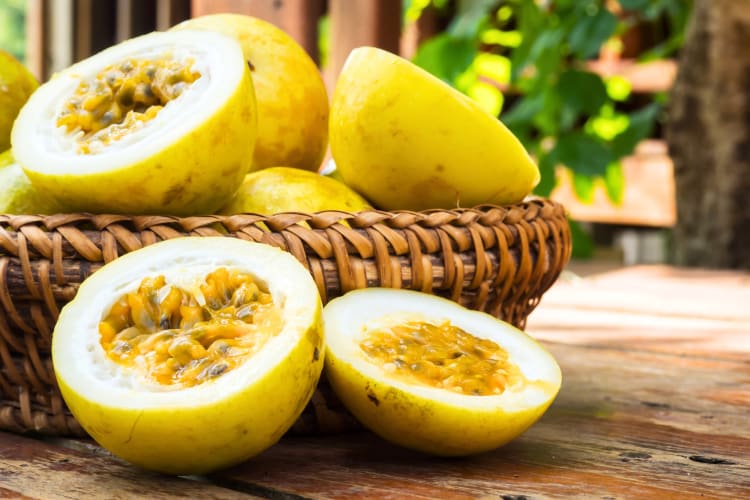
[322,288,562,456]
[52,237,324,475]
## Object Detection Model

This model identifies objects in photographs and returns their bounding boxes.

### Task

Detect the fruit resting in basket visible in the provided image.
[4,13,539,215]
[7,14,559,474]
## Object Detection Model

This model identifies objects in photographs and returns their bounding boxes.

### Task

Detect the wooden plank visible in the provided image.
[74,0,116,62]
[156,0,192,30]
[527,265,750,357]
[190,0,324,61]
[0,431,255,499]
[550,139,676,227]
[25,0,48,81]
[48,0,74,75]
[115,0,156,42]
[327,0,403,88]
[214,341,750,498]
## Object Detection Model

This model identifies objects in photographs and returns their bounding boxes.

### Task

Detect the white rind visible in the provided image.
[51,237,320,409]
[323,288,561,411]
[12,30,244,175]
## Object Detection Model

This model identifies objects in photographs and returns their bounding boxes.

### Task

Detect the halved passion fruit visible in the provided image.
[51,237,324,475]
[11,30,256,215]
[323,288,562,456]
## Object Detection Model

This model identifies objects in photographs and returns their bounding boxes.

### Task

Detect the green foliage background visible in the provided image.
[407,0,691,257]
[0,0,26,63]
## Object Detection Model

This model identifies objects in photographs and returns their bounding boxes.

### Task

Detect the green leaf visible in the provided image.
[604,161,625,205]
[572,171,596,203]
[569,218,595,259]
[555,132,614,177]
[605,75,632,101]
[568,7,617,59]
[466,81,504,116]
[412,34,477,85]
[501,92,546,128]
[481,29,522,48]
[534,148,559,198]
[474,53,511,85]
[449,0,496,39]
[618,0,652,10]
[558,70,608,115]
[611,103,660,158]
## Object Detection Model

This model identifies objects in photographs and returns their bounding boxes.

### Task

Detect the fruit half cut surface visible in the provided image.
[323,288,562,456]
[12,30,256,215]
[51,237,324,475]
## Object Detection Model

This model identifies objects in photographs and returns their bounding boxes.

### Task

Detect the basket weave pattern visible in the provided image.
[0,199,570,437]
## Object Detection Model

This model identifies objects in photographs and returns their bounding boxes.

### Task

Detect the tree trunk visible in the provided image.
[666,0,750,269]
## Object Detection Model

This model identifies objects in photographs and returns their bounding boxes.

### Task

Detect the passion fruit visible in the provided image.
[323,288,561,456]
[51,237,324,475]
[12,30,256,215]
[0,149,62,214]
[218,166,371,215]
[173,14,329,172]
[0,49,38,151]
[330,47,540,211]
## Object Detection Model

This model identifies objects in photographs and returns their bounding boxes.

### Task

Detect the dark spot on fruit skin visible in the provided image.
[247,60,255,72]
[313,346,319,362]
[435,164,445,172]
[367,391,380,406]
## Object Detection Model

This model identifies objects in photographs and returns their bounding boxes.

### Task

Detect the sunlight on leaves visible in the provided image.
[605,75,632,101]
[467,81,504,116]
[481,29,523,48]
[474,53,511,84]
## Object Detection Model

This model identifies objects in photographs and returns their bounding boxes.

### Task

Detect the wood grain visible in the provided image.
[212,341,750,499]
[0,265,748,498]
[0,431,252,499]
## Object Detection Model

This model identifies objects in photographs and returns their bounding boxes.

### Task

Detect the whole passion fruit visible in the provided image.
[218,166,371,215]
[323,288,561,456]
[12,30,256,215]
[0,50,39,152]
[0,149,62,214]
[173,14,329,172]
[51,237,324,475]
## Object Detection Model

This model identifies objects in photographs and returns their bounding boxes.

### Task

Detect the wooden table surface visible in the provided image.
[1,265,748,499]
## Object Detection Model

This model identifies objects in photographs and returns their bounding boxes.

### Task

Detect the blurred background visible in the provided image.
[2,0,747,271]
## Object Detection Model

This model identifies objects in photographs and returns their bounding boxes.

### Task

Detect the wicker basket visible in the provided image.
[0,199,570,437]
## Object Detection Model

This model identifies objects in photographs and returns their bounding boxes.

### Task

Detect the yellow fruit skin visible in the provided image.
[19,74,255,216]
[56,315,323,475]
[218,166,371,215]
[0,150,62,214]
[330,47,540,211]
[174,14,329,172]
[325,349,557,456]
[0,51,38,152]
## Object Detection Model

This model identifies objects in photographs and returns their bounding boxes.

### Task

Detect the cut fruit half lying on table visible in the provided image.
[51,237,324,475]
[323,288,562,456]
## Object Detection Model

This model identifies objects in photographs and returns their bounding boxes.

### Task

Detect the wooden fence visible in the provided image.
[25,0,430,90]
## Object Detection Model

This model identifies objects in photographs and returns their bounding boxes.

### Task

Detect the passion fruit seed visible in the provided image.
[99,267,282,388]
[57,57,200,154]
[359,321,523,396]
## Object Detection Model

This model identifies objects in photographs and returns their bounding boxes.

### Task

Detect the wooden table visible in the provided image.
[1,265,748,499]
